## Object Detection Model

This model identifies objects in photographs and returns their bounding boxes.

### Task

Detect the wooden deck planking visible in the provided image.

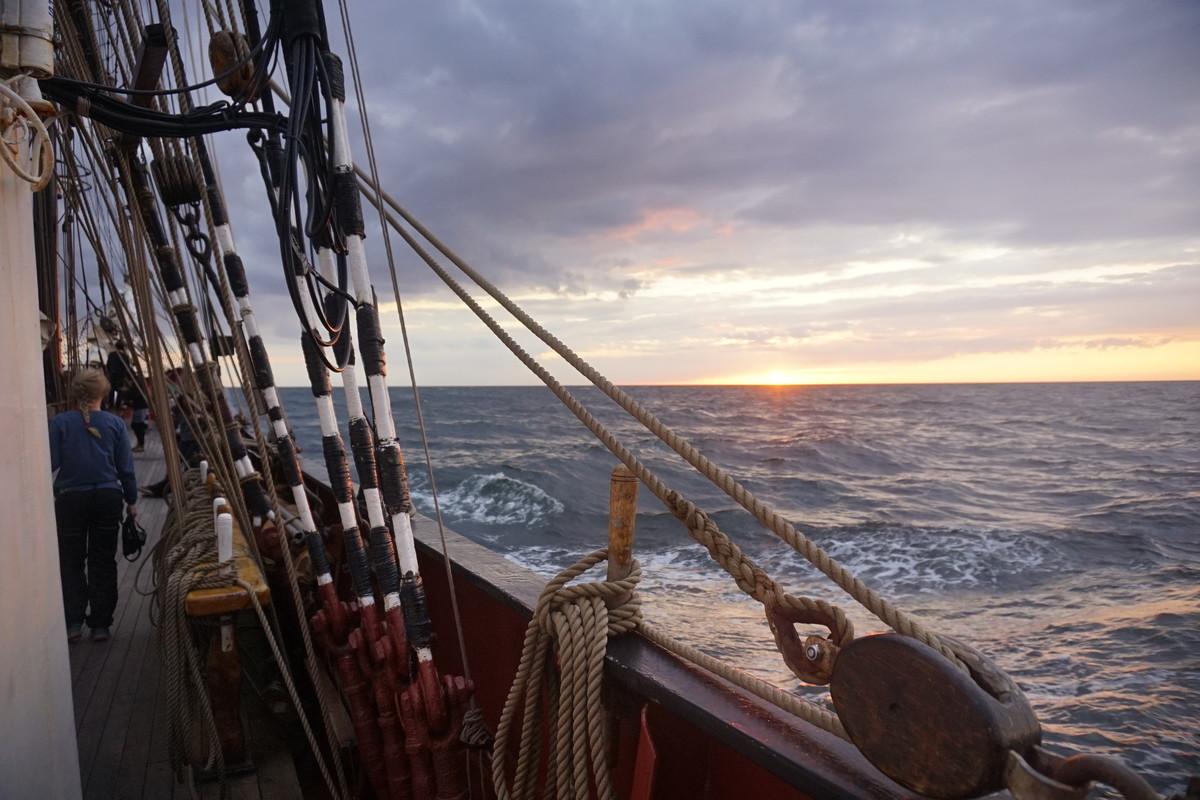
[69,426,303,799]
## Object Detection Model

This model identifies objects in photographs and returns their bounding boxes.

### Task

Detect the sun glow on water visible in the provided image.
[712,369,810,385]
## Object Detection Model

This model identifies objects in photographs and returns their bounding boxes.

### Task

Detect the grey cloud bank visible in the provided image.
[227,0,1199,384]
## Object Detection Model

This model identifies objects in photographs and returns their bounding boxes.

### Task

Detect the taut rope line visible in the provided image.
[357,182,967,682]
[363,173,965,672]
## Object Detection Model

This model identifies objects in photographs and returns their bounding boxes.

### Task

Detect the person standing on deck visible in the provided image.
[104,340,131,411]
[129,378,150,452]
[48,368,138,642]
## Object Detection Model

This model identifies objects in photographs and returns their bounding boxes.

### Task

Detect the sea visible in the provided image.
[277,381,1199,795]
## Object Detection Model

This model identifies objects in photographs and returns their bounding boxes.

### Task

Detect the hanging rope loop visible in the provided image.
[0,75,55,190]
[493,548,641,800]
[531,549,642,637]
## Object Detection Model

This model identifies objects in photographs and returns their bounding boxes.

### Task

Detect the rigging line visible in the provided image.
[356,192,791,605]
[115,146,271,525]
[149,19,351,784]
[159,0,334,556]
[355,172,966,671]
[356,201,858,685]
[357,191,915,675]
[57,134,157,348]
[333,0,478,690]
[70,160,175,354]
[151,8,265,391]
[313,57,453,707]
[265,33,466,766]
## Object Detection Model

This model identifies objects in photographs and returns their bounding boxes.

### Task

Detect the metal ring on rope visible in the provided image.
[185,228,213,262]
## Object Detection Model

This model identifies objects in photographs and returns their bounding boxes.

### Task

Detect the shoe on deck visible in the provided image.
[92,627,111,642]
[132,445,145,453]
[68,624,82,642]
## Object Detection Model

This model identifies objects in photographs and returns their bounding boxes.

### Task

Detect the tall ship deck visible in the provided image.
[0,1,1194,800]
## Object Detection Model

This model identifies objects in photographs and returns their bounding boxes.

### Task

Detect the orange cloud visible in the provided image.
[605,208,705,243]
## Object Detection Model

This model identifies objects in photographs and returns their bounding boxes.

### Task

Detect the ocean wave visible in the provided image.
[414,472,564,527]
[279,382,1199,793]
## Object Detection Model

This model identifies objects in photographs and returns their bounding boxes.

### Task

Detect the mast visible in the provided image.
[0,2,83,792]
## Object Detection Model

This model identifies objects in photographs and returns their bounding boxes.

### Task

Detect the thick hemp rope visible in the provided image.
[493,550,642,800]
[153,470,343,797]
[358,179,966,677]
[358,191,855,684]
[155,470,235,782]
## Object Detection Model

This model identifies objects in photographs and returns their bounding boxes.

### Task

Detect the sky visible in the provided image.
[211,0,1199,387]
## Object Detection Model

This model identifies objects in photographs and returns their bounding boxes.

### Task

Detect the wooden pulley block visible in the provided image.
[829,633,1041,800]
[209,30,257,101]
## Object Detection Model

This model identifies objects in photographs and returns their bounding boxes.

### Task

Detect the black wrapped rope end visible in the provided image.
[277,437,303,487]
[367,524,401,597]
[356,304,386,378]
[225,425,249,462]
[174,304,202,347]
[349,416,378,489]
[334,166,364,238]
[400,573,433,650]
[377,439,411,515]
[158,248,185,293]
[305,530,332,580]
[322,435,354,503]
[250,335,275,390]
[241,474,272,519]
[301,331,332,397]
[225,252,249,298]
[342,527,373,599]
[324,51,345,102]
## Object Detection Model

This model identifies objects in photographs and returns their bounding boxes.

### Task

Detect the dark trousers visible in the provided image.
[55,488,124,628]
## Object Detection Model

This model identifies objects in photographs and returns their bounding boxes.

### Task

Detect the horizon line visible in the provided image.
[269,377,1198,389]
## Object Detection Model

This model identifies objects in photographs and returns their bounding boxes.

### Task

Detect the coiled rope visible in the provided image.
[493,550,642,800]
[155,470,236,780]
[0,76,54,191]
[154,469,341,796]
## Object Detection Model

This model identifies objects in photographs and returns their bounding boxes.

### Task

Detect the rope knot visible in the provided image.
[532,549,642,637]
[495,549,643,800]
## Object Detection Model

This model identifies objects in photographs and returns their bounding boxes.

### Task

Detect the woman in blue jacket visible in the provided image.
[49,368,138,642]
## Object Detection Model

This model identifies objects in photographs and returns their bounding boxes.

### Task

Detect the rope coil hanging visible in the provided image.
[0,76,55,191]
[493,549,642,800]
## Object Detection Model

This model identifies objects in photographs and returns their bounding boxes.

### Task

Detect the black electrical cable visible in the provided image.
[264,27,355,372]
[39,78,286,137]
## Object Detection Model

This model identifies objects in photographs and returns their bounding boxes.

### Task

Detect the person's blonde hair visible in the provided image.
[70,368,111,437]
[71,367,110,407]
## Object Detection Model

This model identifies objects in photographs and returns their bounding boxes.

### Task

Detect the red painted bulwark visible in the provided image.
[409,515,915,800]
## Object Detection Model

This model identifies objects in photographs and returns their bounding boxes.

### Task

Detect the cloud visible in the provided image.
[201,0,1200,384]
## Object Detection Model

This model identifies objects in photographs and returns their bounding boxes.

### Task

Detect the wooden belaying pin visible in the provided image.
[607,464,639,598]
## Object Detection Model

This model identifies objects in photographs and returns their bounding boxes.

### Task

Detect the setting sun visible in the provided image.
[703,369,811,385]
